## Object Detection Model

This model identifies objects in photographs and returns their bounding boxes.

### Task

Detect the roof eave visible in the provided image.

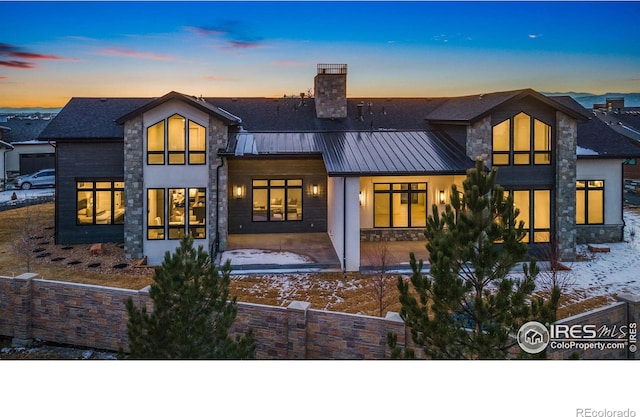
[114,91,241,125]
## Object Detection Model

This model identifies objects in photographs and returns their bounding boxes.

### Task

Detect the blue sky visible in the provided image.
[1,1,639,107]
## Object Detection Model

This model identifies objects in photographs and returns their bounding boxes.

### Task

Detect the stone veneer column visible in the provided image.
[556,112,577,261]
[11,273,37,347]
[466,116,492,165]
[287,301,310,359]
[123,115,144,259]
[208,117,229,253]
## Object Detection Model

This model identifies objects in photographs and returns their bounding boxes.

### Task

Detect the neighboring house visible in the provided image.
[591,98,640,180]
[0,118,54,188]
[37,64,640,270]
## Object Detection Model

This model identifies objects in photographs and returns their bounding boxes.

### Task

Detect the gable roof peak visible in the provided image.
[114,90,242,125]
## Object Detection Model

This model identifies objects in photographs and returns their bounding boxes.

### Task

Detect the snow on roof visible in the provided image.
[577,145,599,156]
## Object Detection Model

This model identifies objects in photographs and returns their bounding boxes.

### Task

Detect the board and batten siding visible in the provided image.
[55,140,124,244]
[227,157,328,234]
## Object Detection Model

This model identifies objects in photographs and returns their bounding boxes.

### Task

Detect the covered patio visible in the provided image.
[224,232,429,272]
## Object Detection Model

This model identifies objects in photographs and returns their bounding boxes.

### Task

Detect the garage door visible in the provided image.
[20,153,55,175]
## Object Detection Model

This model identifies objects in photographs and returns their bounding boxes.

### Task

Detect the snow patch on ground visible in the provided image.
[221,249,312,265]
[555,209,640,301]
[0,188,54,204]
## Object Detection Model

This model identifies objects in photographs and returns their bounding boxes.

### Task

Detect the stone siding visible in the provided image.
[576,224,623,244]
[360,228,426,242]
[314,74,347,119]
[123,116,144,259]
[466,116,492,164]
[208,117,229,252]
[556,111,578,261]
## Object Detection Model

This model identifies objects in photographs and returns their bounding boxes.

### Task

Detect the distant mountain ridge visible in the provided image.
[0,107,61,114]
[2,93,640,114]
[544,92,640,109]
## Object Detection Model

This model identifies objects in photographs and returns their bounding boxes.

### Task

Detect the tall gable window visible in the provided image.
[168,114,186,164]
[492,112,551,166]
[188,120,206,164]
[146,114,206,166]
[147,120,165,165]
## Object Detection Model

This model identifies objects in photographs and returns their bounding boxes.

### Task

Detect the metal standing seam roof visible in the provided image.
[229,130,475,176]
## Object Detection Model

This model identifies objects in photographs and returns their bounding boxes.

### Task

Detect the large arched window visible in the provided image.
[492,113,551,166]
[146,114,206,165]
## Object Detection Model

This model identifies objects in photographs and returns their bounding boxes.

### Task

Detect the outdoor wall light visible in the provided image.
[234,185,245,199]
[439,189,446,205]
[359,191,364,206]
[312,184,319,197]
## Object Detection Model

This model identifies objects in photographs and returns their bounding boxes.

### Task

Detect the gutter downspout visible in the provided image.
[621,162,625,241]
[212,150,225,262]
[2,147,13,191]
[49,139,57,243]
[343,176,347,272]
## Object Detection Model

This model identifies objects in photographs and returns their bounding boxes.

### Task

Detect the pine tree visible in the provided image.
[390,159,560,359]
[126,237,254,359]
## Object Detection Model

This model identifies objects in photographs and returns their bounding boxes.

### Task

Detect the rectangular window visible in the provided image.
[374,182,427,228]
[76,180,125,225]
[147,188,206,240]
[507,189,551,243]
[188,120,206,165]
[576,180,604,225]
[533,190,551,242]
[168,188,186,239]
[147,189,165,240]
[188,188,206,239]
[252,179,303,222]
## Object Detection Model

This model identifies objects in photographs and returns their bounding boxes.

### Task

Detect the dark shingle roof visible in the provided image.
[212,97,445,131]
[39,98,153,140]
[577,116,640,159]
[0,119,51,143]
[114,91,242,125]
[227,130,475,176]
[425,89,589,124]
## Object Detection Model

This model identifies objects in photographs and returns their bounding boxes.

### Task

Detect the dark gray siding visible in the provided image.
[490,95,556,187]
[227,157,327,234]
[55,140,124,244]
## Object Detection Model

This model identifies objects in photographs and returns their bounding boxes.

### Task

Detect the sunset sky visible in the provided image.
[1,1,639,108]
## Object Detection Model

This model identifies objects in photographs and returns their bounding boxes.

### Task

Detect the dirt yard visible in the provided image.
[0,202,617,319]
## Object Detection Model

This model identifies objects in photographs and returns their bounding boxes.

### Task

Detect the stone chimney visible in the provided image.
[314,64,347,119]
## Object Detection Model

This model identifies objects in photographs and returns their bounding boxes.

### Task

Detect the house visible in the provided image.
[0,118,53,189]
[590,97,640,180]
[37,64,640,270]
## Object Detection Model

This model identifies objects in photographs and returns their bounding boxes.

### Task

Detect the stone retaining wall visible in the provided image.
[0,274,409,358]
[360,228,426,242]
[1,273,636,359]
